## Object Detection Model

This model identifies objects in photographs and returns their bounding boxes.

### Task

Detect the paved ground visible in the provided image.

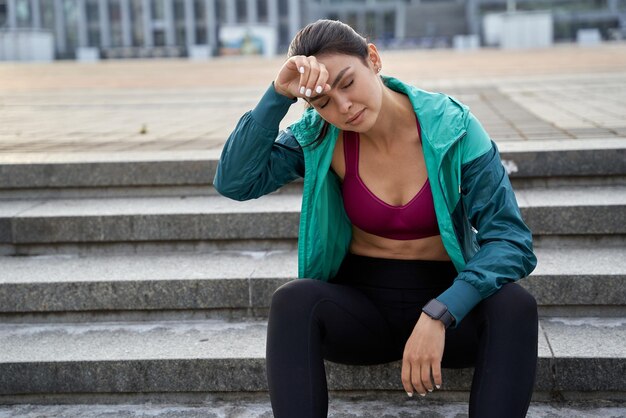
[1,399,626,418]
[0,43,625,155]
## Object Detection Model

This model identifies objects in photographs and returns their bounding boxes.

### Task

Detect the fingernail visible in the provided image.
[419,392,426,397]
[315,85,322,94]
[305,88,312,97]
[436,384,441,389]
[406,392,413,397]
[299,66,304,74]
[428,388,433,392]
[299,86,305,95]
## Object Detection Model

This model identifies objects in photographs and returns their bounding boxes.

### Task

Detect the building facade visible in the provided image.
[0,0,625,60]
[0,0,303,59]
[467,0,626,41]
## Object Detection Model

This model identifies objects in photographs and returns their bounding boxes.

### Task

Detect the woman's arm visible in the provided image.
[402,113,537,397]
[215,53,333,201]
[214,83,305,201]
[437,114,537,327]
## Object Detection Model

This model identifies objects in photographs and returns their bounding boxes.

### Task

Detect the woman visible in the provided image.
[215,19,538,418]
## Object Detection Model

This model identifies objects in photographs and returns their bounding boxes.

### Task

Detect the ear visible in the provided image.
[367,43,382,71]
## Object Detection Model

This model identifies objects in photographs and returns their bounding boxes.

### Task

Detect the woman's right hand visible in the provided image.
[274,55,331,100]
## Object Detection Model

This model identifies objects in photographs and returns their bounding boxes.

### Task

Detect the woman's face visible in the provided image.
[307,46,383,133]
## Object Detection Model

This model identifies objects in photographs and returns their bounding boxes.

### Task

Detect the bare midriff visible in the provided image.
[331,117,451,262]
[349,225,451,261]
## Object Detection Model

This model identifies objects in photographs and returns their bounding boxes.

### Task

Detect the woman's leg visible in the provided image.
[266,279,401,418]
[442,282,539,418]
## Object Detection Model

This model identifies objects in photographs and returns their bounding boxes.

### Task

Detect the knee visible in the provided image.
[489,283,538,322]
[270,279,326,317]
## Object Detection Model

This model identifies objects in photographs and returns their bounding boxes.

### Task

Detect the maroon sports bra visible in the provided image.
[341,123,440,240]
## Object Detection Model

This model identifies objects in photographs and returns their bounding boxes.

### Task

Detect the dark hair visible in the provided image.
[288,20,369,147]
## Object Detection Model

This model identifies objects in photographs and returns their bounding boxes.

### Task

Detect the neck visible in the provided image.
[362,85,416,152]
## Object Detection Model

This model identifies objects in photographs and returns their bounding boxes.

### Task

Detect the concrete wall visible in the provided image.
[0,30,54,62]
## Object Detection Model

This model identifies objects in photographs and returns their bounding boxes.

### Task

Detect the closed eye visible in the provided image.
[320,80,354,109]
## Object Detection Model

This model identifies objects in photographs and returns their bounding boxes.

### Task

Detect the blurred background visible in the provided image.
[1,0,625,62]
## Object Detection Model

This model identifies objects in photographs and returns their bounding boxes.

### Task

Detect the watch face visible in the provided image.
[424,299,446,319]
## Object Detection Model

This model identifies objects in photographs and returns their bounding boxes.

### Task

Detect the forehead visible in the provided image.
[316,53,366,73]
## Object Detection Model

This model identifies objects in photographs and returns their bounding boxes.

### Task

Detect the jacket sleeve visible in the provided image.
[436,114,537,327]
[214,83,305,201]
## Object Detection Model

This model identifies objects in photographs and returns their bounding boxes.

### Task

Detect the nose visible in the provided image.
[336,94,352,114]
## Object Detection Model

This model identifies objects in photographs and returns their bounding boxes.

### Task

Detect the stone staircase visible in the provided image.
[0,139,625,417]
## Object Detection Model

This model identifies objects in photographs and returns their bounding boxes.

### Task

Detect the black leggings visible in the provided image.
[266,253,538,418]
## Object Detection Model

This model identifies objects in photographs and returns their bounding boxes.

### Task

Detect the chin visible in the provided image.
[351,116,376,133]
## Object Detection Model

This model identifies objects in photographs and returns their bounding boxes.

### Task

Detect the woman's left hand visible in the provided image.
[401,312,446,397]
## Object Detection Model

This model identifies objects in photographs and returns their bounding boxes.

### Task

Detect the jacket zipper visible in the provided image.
[437,131,467,213]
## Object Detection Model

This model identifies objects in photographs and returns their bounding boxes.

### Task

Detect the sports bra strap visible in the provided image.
[343,130,359,176]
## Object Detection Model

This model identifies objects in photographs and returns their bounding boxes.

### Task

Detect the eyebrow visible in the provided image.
[309,66,351,103]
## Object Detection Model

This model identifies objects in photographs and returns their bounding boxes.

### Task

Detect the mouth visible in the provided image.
[346,109,365,124]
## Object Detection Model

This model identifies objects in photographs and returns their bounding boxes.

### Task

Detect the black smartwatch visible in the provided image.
[422,299,455,329]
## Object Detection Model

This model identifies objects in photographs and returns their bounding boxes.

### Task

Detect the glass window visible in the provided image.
[64,0,79,52]
[154,28,165,45]
[278,0,287,16]
[16,0,31,27]
[278,20,289,49]
[152,0,164,19]
[345,11,358,31]
[194,0,207,44]
[41,0,55,31]
[87,0,99,47]
[365,11,376,38]
[174,0,184,17]
[236,0,246,22]
[86,0,98,21]
[130,0,144,47]
[216,0,225,23]
[174,0,185,45]
[194,0,204,18]
[257,0,267,22]
[195,26,206,44]
[0,2,5,27]
[383,10,394,39]
[110,0,122,47]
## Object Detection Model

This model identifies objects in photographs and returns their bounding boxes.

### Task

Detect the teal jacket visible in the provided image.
[215,76,536,327]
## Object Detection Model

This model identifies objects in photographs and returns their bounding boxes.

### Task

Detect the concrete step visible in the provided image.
[0,250,293,318]
[0,317,624,398]
[0,247,624,318]
[0,139,624,198]
[0,186,624,254]
[0,194,300,255]
[1,397,626,417]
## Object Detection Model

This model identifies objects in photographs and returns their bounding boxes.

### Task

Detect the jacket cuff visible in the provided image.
[436,279,482,328]
[251,83,297,131]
